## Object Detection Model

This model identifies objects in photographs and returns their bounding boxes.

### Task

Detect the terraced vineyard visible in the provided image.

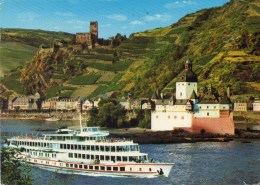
[1,0,259,100]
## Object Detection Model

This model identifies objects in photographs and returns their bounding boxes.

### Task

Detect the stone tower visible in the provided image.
[90,21,98,48]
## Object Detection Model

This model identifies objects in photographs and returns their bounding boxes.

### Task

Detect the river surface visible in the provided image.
[1,119,260,185]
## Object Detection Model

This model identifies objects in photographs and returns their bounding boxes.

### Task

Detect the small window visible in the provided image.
[101,166,105,171]
[207,112,209,116]
[95,166,99,170]
[79,165,82,169]
[130,167,132,171]
[139,168,142,171]
[84,165,88,169]
[117,156,121,161]
[113,167,118,171]
[89,166,93,170]
[107,167,111,171]
[70,164,73,168]
[74,164,78,168]
[120,167,125,171]
[149,168,152,172]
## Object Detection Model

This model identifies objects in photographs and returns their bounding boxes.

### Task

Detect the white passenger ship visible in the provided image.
[7,126,173,177]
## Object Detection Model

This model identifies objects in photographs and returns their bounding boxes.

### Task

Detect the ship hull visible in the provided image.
[19,154,173,177]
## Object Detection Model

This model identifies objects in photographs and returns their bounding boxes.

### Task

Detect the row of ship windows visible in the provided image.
[68,153,147,162]
[15,142,139,152]
[60,144,139,152]
[31,152,57,158]
[29,159,151,172]
[15,141,51,147]
[60,136,104,141]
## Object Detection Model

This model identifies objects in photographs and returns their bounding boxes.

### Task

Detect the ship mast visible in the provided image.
[79,113,83,132]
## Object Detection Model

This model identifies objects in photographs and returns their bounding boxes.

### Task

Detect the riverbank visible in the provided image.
[65,126,260,144]
[0,112,88,121]
[107,129,260,144]
[2,115,260,144]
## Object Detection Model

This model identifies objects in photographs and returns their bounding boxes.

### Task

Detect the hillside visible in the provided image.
[119,0,260,98]
[0,29,74,95]
[0,42,37,78]
[2,0,260,99]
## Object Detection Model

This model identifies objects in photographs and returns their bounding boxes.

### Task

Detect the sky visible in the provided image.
[1,0,230,39]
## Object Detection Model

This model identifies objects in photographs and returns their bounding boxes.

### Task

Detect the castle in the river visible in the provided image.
[151,60,234,135]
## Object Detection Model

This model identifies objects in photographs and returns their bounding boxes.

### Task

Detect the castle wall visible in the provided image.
[194,104,231,118]
[192,112,234,135]
[151,111,192,131]
[176,82,197,100]
[76,33,91,45]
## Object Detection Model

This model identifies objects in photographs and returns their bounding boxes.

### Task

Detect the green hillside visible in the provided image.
[1,28,74,47]
[119,0,260,97]
[0,42,37,78]
[0,29,74,95]
[2,0,260,99]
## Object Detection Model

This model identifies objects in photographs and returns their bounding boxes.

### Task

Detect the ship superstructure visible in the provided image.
[7,127,173,177]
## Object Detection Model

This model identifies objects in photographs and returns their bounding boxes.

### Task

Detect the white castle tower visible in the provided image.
[176,60,198,100]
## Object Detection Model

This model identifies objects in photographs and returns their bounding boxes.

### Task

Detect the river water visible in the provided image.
[1,119,260,185]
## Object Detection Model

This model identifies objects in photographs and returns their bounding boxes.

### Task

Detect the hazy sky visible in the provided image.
[1,0,230,39]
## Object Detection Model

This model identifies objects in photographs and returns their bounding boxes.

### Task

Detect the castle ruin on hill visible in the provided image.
[76,21,98,49]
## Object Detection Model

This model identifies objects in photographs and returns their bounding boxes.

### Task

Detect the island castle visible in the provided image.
[151,60,235,135]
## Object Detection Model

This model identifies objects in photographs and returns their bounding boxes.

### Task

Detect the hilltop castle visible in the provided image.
[76,21,98,49]
[151,60,234,135]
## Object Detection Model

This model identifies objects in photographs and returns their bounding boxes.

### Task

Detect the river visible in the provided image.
[1,119,260,185]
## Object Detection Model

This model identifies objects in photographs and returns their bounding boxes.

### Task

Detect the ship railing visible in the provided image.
[12,135,46,140]
[95,138,133,143]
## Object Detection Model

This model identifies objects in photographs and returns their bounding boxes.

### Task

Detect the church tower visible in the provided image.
[176,60,198,100]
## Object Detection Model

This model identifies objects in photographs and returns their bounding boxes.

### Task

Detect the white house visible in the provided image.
[253,99,260,111]
[82,100,94,111]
